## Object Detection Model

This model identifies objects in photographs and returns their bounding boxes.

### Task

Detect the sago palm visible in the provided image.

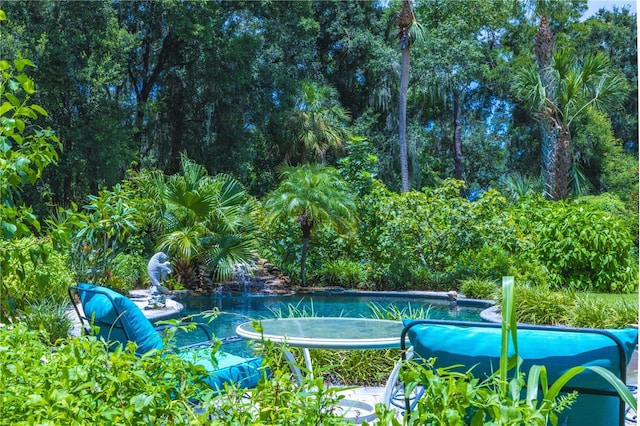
[263,164,356,287]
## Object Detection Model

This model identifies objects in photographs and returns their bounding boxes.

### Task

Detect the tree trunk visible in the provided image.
[535,14,560,200]
[399,46,411,192]
[552,125,572,200]
[452,90,463,182]
[300,226,311,287]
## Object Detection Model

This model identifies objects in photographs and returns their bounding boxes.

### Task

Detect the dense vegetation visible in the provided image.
[0,2,637,423]
[1,1,636,203]
[2,1,638,313]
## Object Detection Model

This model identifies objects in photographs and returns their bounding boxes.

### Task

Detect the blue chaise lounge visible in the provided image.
[68,283,264,391]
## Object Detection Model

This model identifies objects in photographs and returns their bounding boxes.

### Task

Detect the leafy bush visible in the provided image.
[19,296,71,344]
[109,253,148,292]
[452,245,513,282]
[357,180,525,291]
[0,324,355,425]
[514,284,573,326]
[2,237,74,310]
[460,277,499,300]
[314,259,368,289]
[568,295,638,329]
[0,40,61,319]
[0,324,212,424]
[512,196,638,292]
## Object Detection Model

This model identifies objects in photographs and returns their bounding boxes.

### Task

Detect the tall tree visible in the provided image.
[286,81,351,165]
[515,50,627,200]
[263,165,356,287]
[395,0,418,192]
[412,0,511,188]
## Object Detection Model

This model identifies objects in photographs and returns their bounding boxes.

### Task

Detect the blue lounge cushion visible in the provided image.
[75,283,264,391]
[178,348,264,391]
[403,320,638,426]
[403,321,637,386]
[78,283,163,355]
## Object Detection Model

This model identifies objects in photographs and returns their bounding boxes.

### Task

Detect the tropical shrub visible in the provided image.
[459,277,499,300]
[2,237,74,310]
[513,196,638,292]
[135,155,261,289]
[263,164,356,287]
[108,252,149,292]
[0,324,213,424]
[452,245,514,283]
[0,324,355,425]
[358,179,524,291]
[0,27,61,319]
[514,284,573,326]
[19,296,71,344]
[314,259,368,289]
[73,183,142,283]
[568,295,638,329]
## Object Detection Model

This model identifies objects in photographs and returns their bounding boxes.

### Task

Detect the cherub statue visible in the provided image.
[146,252,172,309]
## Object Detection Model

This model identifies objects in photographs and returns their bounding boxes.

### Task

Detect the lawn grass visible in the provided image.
[586,291,638,306]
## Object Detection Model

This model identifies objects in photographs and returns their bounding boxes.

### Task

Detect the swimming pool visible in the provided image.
[170,291,490,350]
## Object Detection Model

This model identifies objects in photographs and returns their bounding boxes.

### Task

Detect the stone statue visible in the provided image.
[146,252,172,309]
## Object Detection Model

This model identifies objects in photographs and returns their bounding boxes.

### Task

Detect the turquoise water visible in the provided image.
[170,293,488,352]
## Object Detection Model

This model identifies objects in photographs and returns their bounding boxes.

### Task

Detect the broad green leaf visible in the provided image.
[16,106,37,120]
[31,104,48,117]
[14,57,35,72]
[5,92,21,108]
[0,101,14,116]
[0,137,11,153]
[2,220,17,238]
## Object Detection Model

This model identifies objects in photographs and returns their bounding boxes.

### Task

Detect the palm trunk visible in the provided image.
[300,227,311,287]
[452,90,463,182]
[553,125,572,200]
[535,14,560,200]
[399,45,411,192]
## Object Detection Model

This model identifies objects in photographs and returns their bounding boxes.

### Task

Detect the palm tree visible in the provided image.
[286,81,351,164]
[515,49,627,200]
[395,0,420,192]
[137,154,260,288]
[263,164,356,287]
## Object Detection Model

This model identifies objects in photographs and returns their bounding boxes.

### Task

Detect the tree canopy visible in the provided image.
[0,0,635,206]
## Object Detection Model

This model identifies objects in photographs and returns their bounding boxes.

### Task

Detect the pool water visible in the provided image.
[169,293,487,351]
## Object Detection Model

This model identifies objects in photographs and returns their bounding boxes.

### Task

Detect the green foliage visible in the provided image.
[0,324,213,424]
[19,296,71,344]
[0,29,61,319]
[459,277,500,300]
[514,284,573,326]
[568,295,638,329]
[0,323,356,425]
[357,179,526,290]
[108,253,149,292]
[337,136,379,196]
[510,285,637,329]
[135,155,261,287]
[513,196,638,292]
[286,80,352,164]
[2,237,74,310]
[72,183,141,284]
[263,164,356,287]
[314,259,368,289]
